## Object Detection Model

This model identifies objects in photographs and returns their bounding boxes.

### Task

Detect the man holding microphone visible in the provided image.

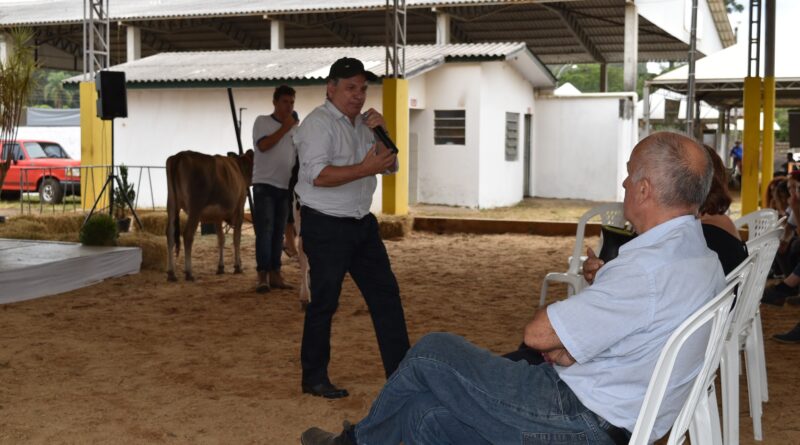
[294,57,410,399]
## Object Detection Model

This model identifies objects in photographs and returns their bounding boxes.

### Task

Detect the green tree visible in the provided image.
[554,63,660,98]
[42,70,75,109]
[775,108,789,143]
[0,28,38,191]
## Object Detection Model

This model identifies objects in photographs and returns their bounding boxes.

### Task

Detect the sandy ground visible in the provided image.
[1,229,798,444]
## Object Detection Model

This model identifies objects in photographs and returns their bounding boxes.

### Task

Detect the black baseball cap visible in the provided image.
[327,57,378,81]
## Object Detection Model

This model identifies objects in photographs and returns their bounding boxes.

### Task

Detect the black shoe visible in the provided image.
[761,282,797,306]
[300,421,355,445]
[773,323,800,344]
[302,382,349,399]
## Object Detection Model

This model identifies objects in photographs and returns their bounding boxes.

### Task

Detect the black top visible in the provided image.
[703,223,749,276]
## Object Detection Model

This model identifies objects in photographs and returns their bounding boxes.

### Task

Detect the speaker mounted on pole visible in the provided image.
[95,70,128,120]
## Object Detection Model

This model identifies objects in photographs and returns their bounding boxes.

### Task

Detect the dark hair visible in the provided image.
[273,84,295,101]
[699,144,732,215]
[633,132,712,210]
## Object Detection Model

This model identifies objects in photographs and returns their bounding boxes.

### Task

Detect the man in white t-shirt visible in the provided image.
[251,85,298,292]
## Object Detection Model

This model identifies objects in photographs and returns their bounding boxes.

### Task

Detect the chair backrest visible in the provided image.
[566,202,625,274]
[734,209,779,239]
[726,227,781,339]
[628,270,746,445]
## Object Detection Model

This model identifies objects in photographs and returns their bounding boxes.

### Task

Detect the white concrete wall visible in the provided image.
[478,61,535,208]
[113,85,384,209]
[413,63,482,207]
[533,94,637,202]
[14,126,81,159]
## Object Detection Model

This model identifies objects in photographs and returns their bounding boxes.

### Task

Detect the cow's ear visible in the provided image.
[226,151,237,158]
[245,149,254,159]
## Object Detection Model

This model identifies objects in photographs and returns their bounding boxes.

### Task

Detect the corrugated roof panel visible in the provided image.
[64,42,555,86]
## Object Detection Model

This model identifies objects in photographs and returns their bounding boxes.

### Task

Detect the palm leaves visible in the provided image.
[0,28,38,191]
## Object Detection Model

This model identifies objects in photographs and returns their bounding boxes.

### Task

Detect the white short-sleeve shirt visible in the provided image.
[251,114,297,189]
[547,215,725,441]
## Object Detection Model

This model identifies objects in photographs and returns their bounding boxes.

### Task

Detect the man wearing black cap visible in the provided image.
[293,57,410,399]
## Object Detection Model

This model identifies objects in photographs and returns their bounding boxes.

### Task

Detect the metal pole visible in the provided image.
[643,82,651,138]
[686,0,698,137]
[227,88,254,213]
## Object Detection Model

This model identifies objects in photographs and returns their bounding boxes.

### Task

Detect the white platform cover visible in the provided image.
[0,239,141,304]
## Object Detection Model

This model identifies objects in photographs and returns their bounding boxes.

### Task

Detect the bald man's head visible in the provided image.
[630,132,712,212]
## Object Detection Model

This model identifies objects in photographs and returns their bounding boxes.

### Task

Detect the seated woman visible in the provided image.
[699,144,748,276]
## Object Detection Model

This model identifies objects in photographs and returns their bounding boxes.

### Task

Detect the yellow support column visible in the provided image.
[741,77,762,215]
[381,77,409,215]
[761,76,776,208]
[79,81,112,211]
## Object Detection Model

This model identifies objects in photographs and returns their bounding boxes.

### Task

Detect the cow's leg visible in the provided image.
[216,222,225,274]
[183,214,201,281]
[295,206,311,310]
[166,219,178,282]
[233,220,243,274]
[298,235,311,310]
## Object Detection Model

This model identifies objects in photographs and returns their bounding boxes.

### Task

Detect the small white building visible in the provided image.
[70,43,643,208]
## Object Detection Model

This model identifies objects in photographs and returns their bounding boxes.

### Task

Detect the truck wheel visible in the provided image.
[39,178,64,204]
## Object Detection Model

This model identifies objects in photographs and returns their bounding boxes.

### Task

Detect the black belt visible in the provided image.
[301,206,363,222]
[603,423,631,445]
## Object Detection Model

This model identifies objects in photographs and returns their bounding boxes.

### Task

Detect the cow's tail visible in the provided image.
[166,155,181,257]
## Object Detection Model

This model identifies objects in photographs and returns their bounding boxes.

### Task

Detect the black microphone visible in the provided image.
[363,112,399,154]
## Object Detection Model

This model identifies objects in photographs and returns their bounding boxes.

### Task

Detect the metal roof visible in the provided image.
[0,0,735,69]
[650,42,800,107]
[63,42,556,88]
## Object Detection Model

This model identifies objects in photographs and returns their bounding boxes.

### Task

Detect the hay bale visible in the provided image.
[378,215,412,240]
[136,212,187,237]
[117,232,167,272]
[6,213,84,234]
[0,216,79,242]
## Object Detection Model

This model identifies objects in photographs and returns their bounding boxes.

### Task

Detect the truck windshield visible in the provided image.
[42,143,70,158]
[24,142,49,159]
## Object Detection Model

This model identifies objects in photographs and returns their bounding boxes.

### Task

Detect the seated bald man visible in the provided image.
[301,131,725,445]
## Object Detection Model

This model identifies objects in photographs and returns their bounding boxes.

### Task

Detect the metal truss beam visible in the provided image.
[211,21,266,49]
[543,3,605,63]
[36,27,82,58]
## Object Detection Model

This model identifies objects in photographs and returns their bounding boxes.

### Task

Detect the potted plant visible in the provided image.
[113,164,135,232]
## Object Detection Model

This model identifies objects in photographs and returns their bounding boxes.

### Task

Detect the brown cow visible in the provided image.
[166,150,254,281]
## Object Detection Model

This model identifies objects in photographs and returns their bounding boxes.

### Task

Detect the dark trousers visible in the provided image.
[252,183,289,272]
[300,207,410,386]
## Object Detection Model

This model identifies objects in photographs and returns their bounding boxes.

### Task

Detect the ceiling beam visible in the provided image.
[281,14,363,46]
[35,28,82,58]
[543,3,605,64]
[140,30,175,52]
[210,21,266,49]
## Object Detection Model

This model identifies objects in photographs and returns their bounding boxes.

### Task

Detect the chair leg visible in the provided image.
[744,332,764,441]
[691,386,720,445]
[707,383,724,445]
[753,313,769,402]
[539,280,549,308]
[720,342,740,445]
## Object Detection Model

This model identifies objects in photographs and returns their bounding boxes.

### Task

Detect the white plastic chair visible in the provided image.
[717,227,781,445]
[628,271,745,445]
[538,202,626,307]
[734,208,779,240]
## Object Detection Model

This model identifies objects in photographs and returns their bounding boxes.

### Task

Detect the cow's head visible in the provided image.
[231,149,255,185]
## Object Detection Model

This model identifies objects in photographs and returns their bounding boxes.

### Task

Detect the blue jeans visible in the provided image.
[354,333,618,445]
[252,183,289,272]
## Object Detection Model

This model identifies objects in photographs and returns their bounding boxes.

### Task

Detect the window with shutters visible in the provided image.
[434,110,466,145]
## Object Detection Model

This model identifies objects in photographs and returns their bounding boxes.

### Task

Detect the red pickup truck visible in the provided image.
[1,139,81,204]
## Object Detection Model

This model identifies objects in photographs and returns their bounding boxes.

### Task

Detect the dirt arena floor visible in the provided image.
[1,229,798,444]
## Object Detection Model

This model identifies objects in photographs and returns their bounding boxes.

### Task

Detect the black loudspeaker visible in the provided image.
[95,70,128,120]
[789,109,800,149]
